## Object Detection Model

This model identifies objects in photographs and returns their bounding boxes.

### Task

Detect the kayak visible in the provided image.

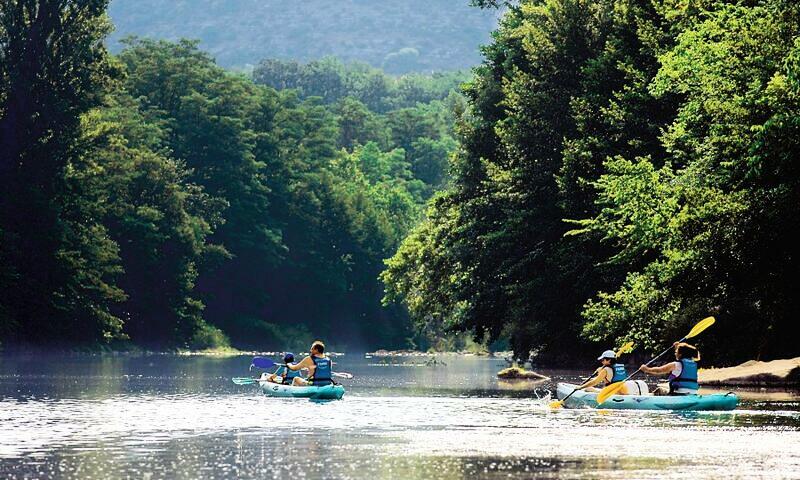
[556,382,738,411]
[260,380,345,400]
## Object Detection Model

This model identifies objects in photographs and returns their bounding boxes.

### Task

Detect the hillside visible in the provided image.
[107,0,500,73]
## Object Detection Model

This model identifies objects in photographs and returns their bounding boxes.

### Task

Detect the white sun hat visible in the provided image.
[597,349,616,360]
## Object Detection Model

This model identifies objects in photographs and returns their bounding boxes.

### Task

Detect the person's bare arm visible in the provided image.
[578,368,605,389]
[640,363,675,375]
[287,357,313,371]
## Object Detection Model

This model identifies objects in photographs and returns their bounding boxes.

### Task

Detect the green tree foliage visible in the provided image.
[79,93,227,346]
[577,1,800,363]
[0,0,124,344]
[0,1,456,350]
[385,0,800,363]
[253,57,470,113]
[386,0,638,360]
[109,39,455,350]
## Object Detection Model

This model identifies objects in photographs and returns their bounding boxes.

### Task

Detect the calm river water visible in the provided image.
[1,354,798,479]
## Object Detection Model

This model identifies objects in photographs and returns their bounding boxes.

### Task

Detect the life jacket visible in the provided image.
[281,366,300,385]
[309,356,333,385]
[668,358,699,393]
[604,364,628,385]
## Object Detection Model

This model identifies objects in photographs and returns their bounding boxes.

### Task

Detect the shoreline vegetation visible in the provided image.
[380,0,800,365]
[1,343,797,388]
[0,2,465,353]
[2,1,798,366]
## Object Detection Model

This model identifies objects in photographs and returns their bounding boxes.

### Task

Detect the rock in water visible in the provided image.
[497,366,550,380]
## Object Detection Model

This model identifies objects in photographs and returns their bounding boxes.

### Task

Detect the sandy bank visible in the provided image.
[699,357,800,387]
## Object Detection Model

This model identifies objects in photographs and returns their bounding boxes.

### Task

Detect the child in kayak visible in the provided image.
[576,349,629,394]
[640,343,700,395]
[265,352,302,385]
[285,340,333,386]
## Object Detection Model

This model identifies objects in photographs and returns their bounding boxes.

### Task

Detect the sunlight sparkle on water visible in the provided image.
[1,355,798,479]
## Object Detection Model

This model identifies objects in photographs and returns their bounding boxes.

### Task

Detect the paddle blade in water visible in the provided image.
[232,377,258,385]
[616,341,635,356]
[549,400,564,409]
[332,372,353,379]
[687,316,715,339]
[251,357,277,369]
[596,381,625,405]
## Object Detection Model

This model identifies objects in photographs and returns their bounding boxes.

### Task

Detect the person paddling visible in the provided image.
[640,343,700,395]
[285,340,334,386]
[265,352,302,385]
[575,350,629,394]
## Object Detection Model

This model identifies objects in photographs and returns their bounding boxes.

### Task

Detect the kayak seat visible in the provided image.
[624,380,650,395]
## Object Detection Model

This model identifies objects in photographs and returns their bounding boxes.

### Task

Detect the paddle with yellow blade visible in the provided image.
[549,341,635,409]
[595,316,716,406]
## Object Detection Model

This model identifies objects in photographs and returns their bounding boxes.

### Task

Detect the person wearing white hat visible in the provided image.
[574,349,630,394]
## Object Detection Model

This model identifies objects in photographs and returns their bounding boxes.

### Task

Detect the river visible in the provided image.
[1,354,798,479]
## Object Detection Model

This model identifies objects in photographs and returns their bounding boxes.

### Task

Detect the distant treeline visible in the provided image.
[383,0,800,364]
[106,0,499,73]
[0,1,462,351]
[253,57,470,114]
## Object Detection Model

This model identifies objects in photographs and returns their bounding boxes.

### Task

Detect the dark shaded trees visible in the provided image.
[383,0,800,363]
[0,0,124,344]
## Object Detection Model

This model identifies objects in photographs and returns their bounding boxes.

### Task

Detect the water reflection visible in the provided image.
[0,354,798,479]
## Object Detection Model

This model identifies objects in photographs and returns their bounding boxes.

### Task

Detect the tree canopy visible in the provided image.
[3,0,798,363]
[0,5,459,351]
[383,0,800,364]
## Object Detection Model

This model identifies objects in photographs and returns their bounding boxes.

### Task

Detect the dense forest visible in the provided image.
[2,0,798,363]
[106,0,500,73]
[0,1,461,351]
[383,0,800,364]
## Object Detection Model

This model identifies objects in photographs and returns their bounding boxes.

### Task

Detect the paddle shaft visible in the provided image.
[560,372,599,403]
[616,335,688,385]
[560,341,635,402]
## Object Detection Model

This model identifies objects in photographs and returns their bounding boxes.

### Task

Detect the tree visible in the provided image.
[80,92,227,346]
[0,0,124,344]
[118,39,284,341]
[578,1,800,363]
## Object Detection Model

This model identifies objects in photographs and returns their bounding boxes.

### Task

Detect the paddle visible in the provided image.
[232,377,260,385]
[251,356,278,369]
[249,356,355,379]
[595,316,715,405]
[549,341,635,409]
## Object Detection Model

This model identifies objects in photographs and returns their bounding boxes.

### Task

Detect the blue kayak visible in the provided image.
[260,380,345,400]
[556,383,738,411]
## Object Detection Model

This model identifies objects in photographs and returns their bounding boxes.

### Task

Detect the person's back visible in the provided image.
[641,343,700,396]
[605,362,627,385]
[310,354,333,386]
[286,340,334,386]
[668,357,699,395]
[267,353,301,384]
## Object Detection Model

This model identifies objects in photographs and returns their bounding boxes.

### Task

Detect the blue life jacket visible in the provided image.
[277,365,300,385]
[310,356,332,385]
[669,358,699,393]
[604,364,628,385]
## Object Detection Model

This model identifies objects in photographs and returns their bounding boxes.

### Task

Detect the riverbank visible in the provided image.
[365,349,508,357]
[699,357,800,387]
[0,346,347,358]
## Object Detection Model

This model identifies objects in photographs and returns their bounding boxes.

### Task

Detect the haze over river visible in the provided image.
[1,354,798,479]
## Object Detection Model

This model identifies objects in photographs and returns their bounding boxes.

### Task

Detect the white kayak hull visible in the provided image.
[556,383,738,411]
